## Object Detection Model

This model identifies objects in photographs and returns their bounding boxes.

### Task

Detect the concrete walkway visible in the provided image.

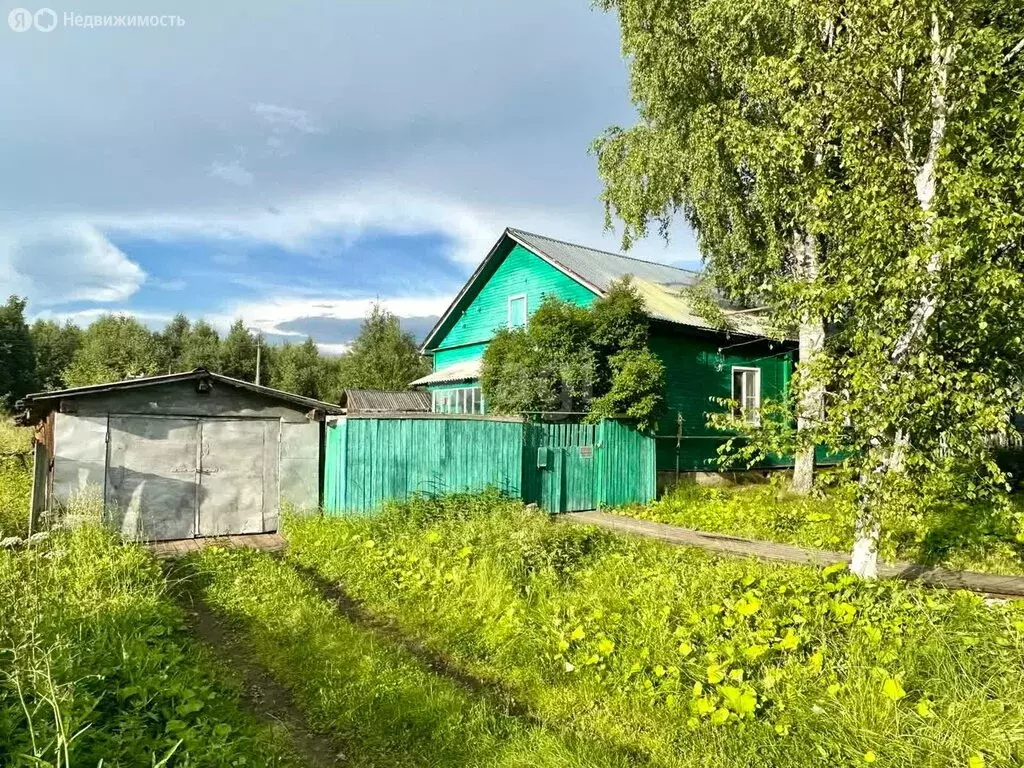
[563,511,1024,600]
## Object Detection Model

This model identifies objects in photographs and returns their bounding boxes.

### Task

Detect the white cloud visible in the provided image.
[0,223,146,305]
[208,160,254,187]
[316,343,350,356]
[250,102,322,135]
[30,307,173,330]
[209,294,452,336]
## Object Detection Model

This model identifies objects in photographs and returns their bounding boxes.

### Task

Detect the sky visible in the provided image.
[0,0,701,351]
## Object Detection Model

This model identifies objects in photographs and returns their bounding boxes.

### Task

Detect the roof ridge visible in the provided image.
[507,226,701,277]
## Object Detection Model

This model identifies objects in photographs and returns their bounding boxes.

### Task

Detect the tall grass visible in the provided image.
[286,493,1024,767]
[0,502,298,766]
[0,420,33,538]
[182,545,633,768]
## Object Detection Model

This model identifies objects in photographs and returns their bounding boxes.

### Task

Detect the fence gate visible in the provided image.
[525,422,600,513]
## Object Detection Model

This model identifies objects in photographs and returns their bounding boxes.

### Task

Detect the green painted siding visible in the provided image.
[433,244,597,352]
[433,343,487,369]
[649,329,795,472]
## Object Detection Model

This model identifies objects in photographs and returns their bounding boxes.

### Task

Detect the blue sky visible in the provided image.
[0,0,700,349]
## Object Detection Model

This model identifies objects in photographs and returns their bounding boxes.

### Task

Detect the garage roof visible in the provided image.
[16,368,345,424]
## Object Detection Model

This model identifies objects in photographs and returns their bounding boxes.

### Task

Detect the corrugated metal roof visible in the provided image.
[506,228,701,293]
[340,389,431,413]
[630,279,781,338]
[15,368,345,424]
[409,359,482,387]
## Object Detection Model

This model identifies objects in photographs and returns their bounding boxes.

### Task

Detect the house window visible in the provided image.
[432,387,485,415]
[731,367,761,425]
[508,294,527,328]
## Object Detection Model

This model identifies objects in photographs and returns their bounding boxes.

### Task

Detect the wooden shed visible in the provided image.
[16,369,343,541]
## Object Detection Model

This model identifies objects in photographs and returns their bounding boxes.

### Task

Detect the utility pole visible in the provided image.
[255,331,262,385]
[248,327,263,385]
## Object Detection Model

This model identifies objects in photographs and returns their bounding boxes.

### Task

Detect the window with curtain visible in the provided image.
[731,367,761,425]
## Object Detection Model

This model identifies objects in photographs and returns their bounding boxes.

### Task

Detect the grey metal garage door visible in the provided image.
[197,418,279,537]
[105,415,279,541]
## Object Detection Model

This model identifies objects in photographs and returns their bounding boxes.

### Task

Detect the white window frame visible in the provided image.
[432,386,485,415]
[507,293,528,328]
[731,366,761,425]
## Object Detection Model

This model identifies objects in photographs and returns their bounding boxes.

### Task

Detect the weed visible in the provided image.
[286,495,1024,767]
[0,520,298,766]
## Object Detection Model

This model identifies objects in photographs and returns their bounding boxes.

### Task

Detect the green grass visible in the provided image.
[181,544,634,768]
[0,518,299,766]
[0,420,33,538]
[284,492,1024,767]
[621,477,1024,574]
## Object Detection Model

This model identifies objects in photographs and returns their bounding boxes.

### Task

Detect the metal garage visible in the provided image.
[17,369,343,541]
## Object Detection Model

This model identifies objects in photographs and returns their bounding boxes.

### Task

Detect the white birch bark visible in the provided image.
[792,233,825,495]
[851,11,951,579]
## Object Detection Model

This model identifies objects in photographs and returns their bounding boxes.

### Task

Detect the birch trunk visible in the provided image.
[792,233,825,495]
[851,11,950,578]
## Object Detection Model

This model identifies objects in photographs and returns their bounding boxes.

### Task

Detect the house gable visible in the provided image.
[425,237,599,359]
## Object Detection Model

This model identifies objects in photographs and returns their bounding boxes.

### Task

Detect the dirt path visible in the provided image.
[178,590,347,768]
[287,559,540,724]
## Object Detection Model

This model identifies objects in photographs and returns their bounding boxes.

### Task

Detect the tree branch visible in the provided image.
[1005,37,1024,64]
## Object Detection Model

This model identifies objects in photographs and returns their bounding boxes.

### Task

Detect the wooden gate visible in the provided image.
[524,422,600,513]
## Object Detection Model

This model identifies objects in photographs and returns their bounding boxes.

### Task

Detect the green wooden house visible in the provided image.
[412,228,797,478]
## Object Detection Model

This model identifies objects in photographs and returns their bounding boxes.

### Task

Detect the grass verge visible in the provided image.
[180,544,636,768]
[285,492,1024,768]
[621,478,1024,574]
[0,522,298,766]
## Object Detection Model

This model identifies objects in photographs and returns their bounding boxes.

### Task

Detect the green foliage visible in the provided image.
[0,421,32,538]
[338,304,429,391]
[0,523,297,765]
[480,327,560,413]
[0,297,36,411]
[28,319,80,392]
[64,314,160,387]
[630,478,1024,575]
[482,278,663,426]
[179,318,221,371]
[270,338,326,399]
[707,396,802,469]
[588,348,665,431]
[286,495,1024,766]
[185,541,618,768]
[156,313,192,373]
[219,319,260,381]
[594,0,1024,555]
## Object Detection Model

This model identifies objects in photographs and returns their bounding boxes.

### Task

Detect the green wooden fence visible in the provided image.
[323,415,655,515]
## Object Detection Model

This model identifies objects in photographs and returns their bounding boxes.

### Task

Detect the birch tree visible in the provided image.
[597,0,1024,576]
[814,0,1024,576]
[594,0,833,493]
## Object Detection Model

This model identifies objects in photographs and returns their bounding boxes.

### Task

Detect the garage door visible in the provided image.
[197,419,279,537]
[105,416,279,541]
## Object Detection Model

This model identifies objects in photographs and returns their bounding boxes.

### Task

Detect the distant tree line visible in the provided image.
[0,297,429,410]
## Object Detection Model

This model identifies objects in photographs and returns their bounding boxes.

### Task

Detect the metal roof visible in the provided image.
[409,359,482,387]
[506,228,701,293]
[340,389,431,413]
[15,368,345,424]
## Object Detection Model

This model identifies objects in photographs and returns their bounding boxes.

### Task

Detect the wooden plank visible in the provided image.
[563,511,1024,600]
